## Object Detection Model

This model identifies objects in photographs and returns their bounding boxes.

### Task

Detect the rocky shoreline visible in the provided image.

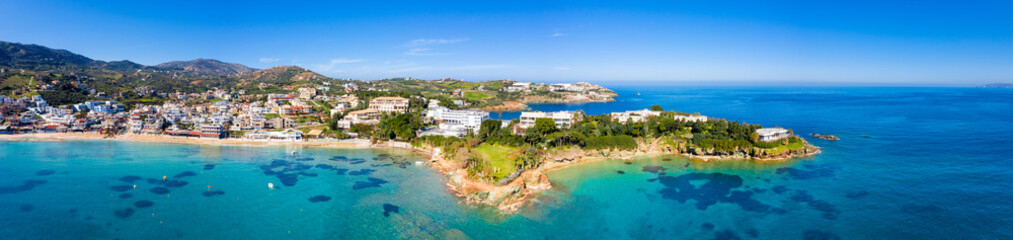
[418,136,820,213]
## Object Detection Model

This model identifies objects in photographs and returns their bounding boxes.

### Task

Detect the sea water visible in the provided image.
[2,87,1012,239]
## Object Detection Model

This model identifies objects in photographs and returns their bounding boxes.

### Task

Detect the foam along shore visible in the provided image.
[0,133,372,148]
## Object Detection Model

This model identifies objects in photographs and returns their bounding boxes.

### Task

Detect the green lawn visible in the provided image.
[764,140,805,155]
[464,91,490,101]
[473,144,519,181]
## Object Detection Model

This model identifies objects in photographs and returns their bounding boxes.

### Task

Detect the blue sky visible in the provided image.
[2,1,1011,85]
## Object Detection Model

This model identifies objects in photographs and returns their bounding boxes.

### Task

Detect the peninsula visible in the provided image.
[1,41,818,212]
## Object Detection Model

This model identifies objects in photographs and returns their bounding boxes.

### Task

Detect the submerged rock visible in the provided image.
[110,185,133,192]
[352,178,389,190]
[150,187,170,194]
[119,176,142,183]
[308,195,332,202]
[382,204,400,217]
[133,200,154,208]
[0,180,47,195]
[114,208,135,218]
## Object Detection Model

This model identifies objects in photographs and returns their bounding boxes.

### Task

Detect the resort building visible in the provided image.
[199,123,225,139]
[518,111,582,129]
[756,127,790,142]
[243,129,302,141]
[610,109,661,123]
[673,114,709,122]
[426,106,489,130]
[368,97,410,113]
[338,109,381,129]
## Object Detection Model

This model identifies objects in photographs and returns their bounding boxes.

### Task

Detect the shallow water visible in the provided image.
[2,86,1012,239]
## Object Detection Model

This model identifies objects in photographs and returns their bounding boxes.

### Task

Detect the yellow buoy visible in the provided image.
[162,176,166,181]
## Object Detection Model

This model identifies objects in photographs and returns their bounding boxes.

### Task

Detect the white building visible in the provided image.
[504,82,533,92]
[243,129,302,141]
[338,109,381,129]
[674,114,709,122]
[426,107,489,130]
[757,127,790,142]
[610,109,661,123]
[518,111,582,129]
[368,97,410,113]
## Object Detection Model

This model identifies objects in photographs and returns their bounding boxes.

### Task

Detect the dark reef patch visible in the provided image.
[203,190,226,197]
[617,170,625,174]
[845,190,869,199]
[260,160,316,186]
[655,173,772,213]
[163,180,189,187]
[173,171,197,178]
[0,180,47,194]
[20,204,34,212]
[771,186,788,194]
[110,185,133,192]
[349,169,376,176]
[36,170,56,176]
[133,200,154,208]
[775,164,836,180]
[713,230,741,240]
[745,229,759,238]
[642,166,666,173]
[790,190,840,220]
[294,157,315,162]
[353,177,389,190]
[802,230,841,240]
[150,187,170,194]
[382,204,400,217]
[119,176,142,183]
[315,164,335,170]
[309,195,332,202]
[701,223,715,230]
[328,156,348,161]
[276,173,299,186]
[203,164,216,170]
[114,208,135,218]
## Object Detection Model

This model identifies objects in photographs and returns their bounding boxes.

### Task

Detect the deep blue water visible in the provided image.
[2,87,1012,239]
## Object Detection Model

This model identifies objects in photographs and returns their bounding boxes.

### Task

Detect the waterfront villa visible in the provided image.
[610,109,661,123]
[368,97,410,113]
[674,114,709,122]
[338,109,381,129]
[518,111,582,129]
[425,106,489,130]
[757,127,790,142]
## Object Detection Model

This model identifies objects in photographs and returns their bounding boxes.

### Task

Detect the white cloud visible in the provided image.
[550,32,568,37]
[311,58,365,73]
[259,57,280,63]
[403,48,450,56]
[405,38,468,46]
[554,66,571,71]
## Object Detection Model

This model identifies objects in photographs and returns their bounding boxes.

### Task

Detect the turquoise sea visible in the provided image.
[2,87,1012,239]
